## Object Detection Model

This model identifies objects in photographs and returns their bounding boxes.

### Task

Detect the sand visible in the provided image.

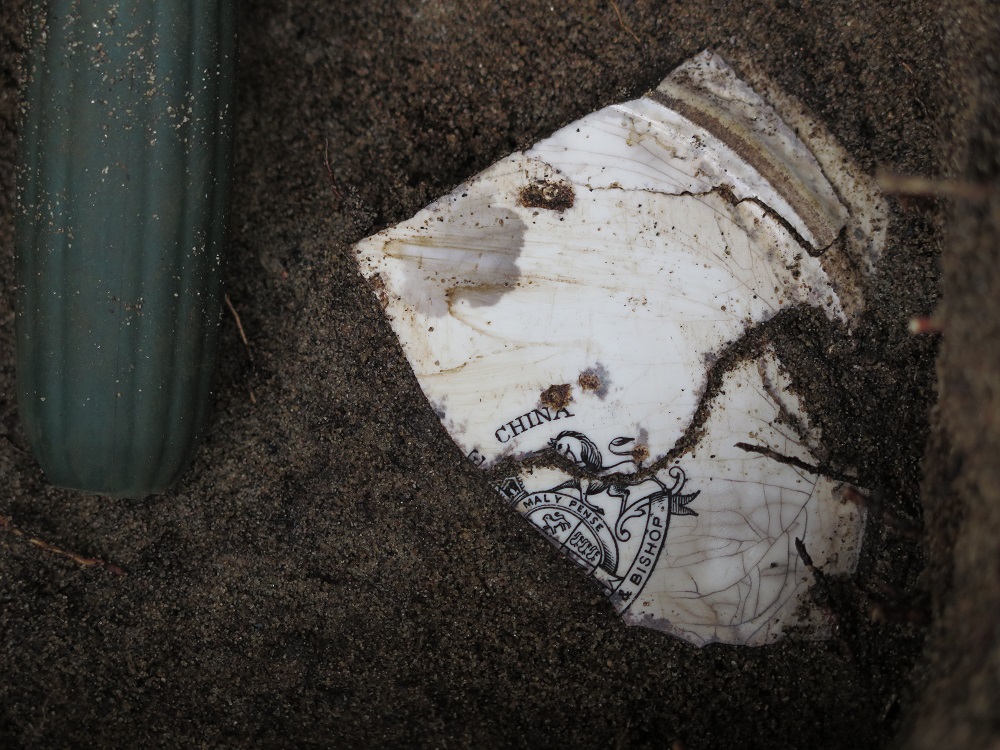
[0,1,997,747]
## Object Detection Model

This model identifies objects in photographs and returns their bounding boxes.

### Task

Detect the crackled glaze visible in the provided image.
[353,51,885,646]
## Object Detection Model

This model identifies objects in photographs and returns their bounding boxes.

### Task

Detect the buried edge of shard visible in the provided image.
[354,50,887,646]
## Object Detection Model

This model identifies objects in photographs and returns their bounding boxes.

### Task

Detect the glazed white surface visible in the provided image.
[354,51,881,646]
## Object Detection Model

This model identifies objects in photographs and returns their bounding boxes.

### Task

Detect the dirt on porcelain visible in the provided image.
[0,1,997,748]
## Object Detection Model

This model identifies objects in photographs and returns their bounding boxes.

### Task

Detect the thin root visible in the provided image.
[608,0,641,45]
[224,293,254,362]
[0,514,126,576]
[877,171,993,203]
[224,293,258,405]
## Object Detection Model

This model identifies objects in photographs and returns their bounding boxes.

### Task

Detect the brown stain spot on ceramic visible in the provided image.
[519,180,575,212]
[368,273,390,309]
[631,443,650,464]
[540,383,572,410]
[578,371,602,392]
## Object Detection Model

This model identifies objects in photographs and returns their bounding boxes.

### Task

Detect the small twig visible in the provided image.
[224,293,253,362]
[608,0,642,45]
[736,442,818,474]
[877,171,994,203]
[734,442,857,484]
[795,538,827,602]
[224,293,258,405]
[0,514,126,576]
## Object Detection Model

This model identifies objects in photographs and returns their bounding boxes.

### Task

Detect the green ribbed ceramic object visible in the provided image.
[15,0,237,497]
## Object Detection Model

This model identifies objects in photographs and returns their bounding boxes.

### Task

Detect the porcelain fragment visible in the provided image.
[353,50,886,646]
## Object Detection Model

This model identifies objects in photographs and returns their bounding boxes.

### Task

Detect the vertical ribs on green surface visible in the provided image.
[16,0,237,497]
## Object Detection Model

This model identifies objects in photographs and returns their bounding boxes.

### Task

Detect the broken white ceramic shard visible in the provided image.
[354,50,886,646]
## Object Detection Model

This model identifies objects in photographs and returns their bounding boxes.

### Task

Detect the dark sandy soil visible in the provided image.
[0,1,997,748]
